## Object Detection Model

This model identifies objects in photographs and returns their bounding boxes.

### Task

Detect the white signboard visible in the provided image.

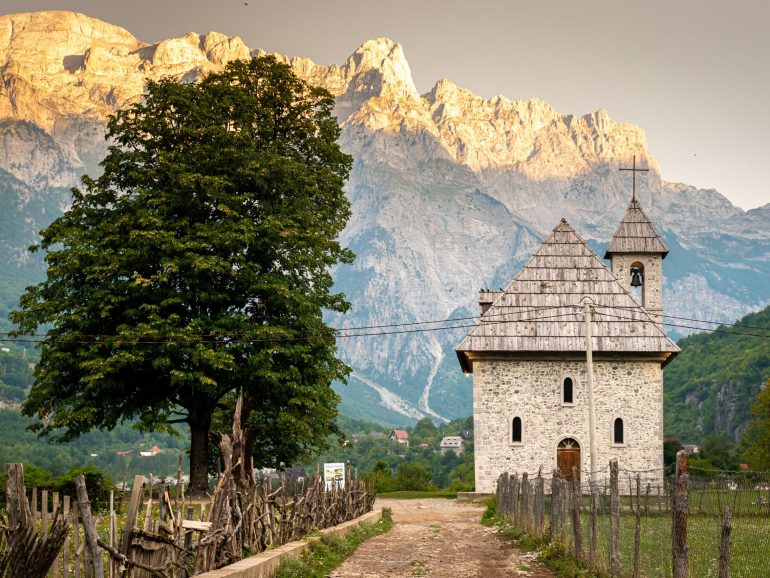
[324,462,346,490]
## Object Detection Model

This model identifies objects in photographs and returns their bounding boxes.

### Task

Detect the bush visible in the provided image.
[55,466,114,511]
[395,463,434,491]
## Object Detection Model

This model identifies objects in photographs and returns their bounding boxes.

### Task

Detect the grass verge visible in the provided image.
[482,498,602,578]
[377,490,457,499]
[274,508,394,578]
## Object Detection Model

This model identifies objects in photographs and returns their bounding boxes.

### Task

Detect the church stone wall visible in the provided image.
[473,358,664,493]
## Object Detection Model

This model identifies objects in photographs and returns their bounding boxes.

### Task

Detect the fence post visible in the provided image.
[535,471,545,533]
[550,470,560,537]
[75,474,105,578]
[521,472,530,530]
[633,474,642,578]
[4,463,32,528]
[571,467,583,560]
[672,450,689,578]
[719,507,732,578]
[512,474,520,526]
[589,485,598,569]
[610,459,621,576]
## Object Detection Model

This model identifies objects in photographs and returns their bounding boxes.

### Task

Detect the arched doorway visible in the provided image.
[557,438,581,481]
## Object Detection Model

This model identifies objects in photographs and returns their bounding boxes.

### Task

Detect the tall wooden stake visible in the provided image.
[610,459,621,576]
[719,507,732,578]
[583,301,597,485]
[672,450,689,578]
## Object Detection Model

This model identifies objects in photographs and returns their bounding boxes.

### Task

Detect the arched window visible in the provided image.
[630,261,645,305]
[563,377,574,404]
[614,418,624,444]
[512,417,522,443]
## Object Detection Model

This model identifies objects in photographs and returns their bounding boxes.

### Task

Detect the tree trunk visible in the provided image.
[189,410,212,493]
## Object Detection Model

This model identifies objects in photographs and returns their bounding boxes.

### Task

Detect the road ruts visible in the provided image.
[328,498,555,577]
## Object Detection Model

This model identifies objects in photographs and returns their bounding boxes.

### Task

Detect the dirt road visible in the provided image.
[329,498,554,577]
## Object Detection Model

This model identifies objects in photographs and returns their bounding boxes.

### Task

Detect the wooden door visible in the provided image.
[557,438,581,481]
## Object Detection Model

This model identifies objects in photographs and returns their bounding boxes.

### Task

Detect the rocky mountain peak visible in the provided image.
[341,37,419,102]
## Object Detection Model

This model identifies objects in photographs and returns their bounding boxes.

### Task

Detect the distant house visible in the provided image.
[139,445,161,457]
[390,429,409,446]
[459,429,474,442]
[683,444,700,456]
[368,431,385,439]
[420,443,430,449]
[440,436,465,455]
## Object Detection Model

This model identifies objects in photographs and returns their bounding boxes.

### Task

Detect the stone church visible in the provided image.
[456,197,680,493]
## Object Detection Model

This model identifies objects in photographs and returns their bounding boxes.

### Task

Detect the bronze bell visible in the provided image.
[630,267,643,287]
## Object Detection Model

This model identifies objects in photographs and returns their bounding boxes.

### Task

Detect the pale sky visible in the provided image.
[2,0,769,209]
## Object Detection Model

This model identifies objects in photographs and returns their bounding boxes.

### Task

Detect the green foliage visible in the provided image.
[700,434,740,471]
[395,462,434,491]
[310,416,473,492]
[664,305,770,444]
[663,438,683,467]
[411,417,439,447]
[448,448,475,491]
[0,408,188,482]
[55,466,114,510]
[273,509,393,578]
[0,463,112,510]
[0,346,34,402]
[11,56,353,490]
[741,379,770,470]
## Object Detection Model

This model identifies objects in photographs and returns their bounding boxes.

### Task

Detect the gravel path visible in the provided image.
[328,498,554,577]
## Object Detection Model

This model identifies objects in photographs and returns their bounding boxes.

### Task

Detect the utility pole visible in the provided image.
[583,300,597,486]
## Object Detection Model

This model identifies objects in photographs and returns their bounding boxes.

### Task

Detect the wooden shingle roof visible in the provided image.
[604,199,668,258]
[456,219,679,372]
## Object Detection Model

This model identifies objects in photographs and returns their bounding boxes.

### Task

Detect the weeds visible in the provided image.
[274,508,394,578]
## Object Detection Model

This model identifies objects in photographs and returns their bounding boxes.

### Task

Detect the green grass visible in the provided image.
[273,508,394,578]
[377,490,458,499]
[483,502,600,578]
[488,494,770,578]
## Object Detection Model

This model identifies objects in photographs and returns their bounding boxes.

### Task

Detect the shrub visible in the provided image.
[56,466,114,510]
[395,462,434,491]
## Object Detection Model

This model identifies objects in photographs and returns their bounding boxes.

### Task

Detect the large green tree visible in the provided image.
[12,57,353,491]
[741,379,770,471]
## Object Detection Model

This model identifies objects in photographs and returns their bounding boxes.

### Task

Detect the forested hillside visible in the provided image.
[664,305,770,443]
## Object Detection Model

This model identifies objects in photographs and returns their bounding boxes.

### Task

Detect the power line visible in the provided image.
[0,304,571,340]
[594,310,770,339]
[1,303,767,347]
[593,304,770,333]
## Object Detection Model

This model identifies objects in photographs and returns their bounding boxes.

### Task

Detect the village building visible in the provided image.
[440,436,465,455]
[456,196,679,493]
[389,429,409,446]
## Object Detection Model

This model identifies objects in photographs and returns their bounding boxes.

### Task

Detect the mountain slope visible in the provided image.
[664,305,770,443]
[0,11,768,425]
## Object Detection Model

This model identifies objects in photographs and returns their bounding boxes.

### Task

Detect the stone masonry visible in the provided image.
[611,253,664,322]
[472,358,664,493]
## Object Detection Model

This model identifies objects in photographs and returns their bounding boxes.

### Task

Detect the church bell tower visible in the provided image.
[605,158,668,322]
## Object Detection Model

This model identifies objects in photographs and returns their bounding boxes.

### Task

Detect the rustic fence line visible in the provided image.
[496,452,770,578]
[3,460,375,577]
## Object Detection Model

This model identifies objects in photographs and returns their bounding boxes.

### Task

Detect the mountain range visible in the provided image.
[1,11,769,428]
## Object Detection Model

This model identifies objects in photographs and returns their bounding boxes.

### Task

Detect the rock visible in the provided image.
[0,10,768,422]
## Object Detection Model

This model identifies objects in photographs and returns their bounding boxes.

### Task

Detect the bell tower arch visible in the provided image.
[605,198,667,322]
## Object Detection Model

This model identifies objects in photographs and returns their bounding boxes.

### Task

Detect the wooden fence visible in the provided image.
[2,462,375,577]
[495,453,767,578]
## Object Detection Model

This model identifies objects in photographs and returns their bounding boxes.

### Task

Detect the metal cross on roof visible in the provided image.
[619,155,649,202]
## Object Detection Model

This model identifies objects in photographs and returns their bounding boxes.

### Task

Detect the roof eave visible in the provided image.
[456,349,472,374]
